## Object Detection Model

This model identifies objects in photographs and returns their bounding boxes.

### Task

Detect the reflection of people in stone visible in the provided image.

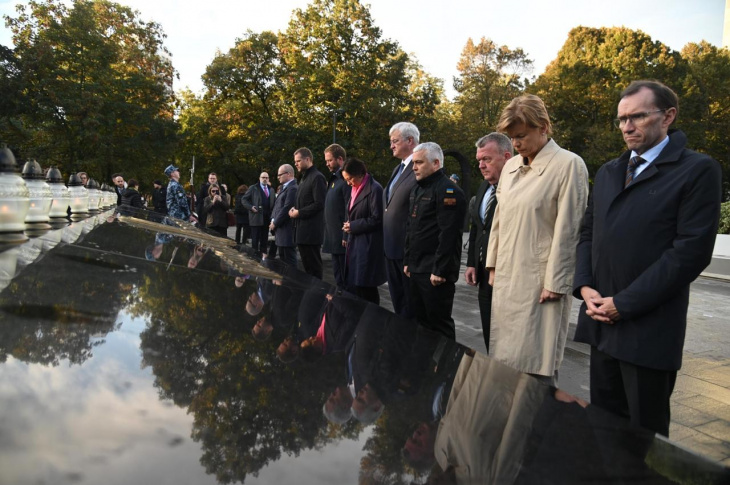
[187,245,207,269]
[252,316,273,341]
[298,289,364,363]
[323,385,354,425]
[433,352,550,484]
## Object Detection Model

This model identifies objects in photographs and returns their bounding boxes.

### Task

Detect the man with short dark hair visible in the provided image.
[322,144,348,286]
[121,179,144,208]
[289,147,327,279]
[464,133,512,352]
[574,80,722,437]
[404,142,466,339]
[384,122,419,318]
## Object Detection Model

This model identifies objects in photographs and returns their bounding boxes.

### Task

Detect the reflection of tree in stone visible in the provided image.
[0,241,135,366]
[136,264,361,483]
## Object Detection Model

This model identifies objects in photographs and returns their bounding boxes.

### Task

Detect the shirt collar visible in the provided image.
[631,135,670,164]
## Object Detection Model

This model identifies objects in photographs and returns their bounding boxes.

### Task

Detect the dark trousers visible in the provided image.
[331,253,346,288]
[250,226,268,255]
[277,245,297,267]
[386,257,414,318]
[477,265,493,353]
[298,244,323,279]
[355,286,380,305]
[409,272,455,340]
[590,346,677,437]
[235,223,250,244]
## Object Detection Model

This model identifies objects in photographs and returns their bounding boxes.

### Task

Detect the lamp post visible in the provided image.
[332,109,344,144]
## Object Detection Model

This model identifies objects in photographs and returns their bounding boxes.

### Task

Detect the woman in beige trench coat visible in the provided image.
[486,95,589,384]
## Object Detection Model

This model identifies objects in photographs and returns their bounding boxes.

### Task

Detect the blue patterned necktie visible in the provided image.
[483,184,497,223]
[625,156,646,188]
[388,163,404,202]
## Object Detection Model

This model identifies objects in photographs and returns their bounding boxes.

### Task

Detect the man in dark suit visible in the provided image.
[573,80,722,437]
[464,133,512,353]
[383,122,419,318]
[269,164,298,267]
[289,147,327,279]
[242,172,275,256]
[322,144,349,287]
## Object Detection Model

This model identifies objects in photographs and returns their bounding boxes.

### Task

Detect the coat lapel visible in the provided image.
[349,178,372,213]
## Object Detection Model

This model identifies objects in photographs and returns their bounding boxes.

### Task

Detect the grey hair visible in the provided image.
[476,132,513,156]
[413,142,443,166]
[279,163,294,175]
[389,122,420,144]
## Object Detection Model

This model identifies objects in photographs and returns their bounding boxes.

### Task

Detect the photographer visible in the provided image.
[203,183,230,237]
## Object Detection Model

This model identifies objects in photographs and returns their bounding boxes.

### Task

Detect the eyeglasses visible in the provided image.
[613,109,666,129]
[277,173,287,177]
[260,176,269,179]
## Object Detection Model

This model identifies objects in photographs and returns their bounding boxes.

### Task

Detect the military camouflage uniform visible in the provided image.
[166,179,191,221]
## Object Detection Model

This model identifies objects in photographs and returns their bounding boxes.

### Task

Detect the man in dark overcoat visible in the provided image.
[289,147,327,279]
[322,143,349,287]
[573,80,722,437]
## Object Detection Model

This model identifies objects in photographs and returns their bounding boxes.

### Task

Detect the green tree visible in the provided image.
[278,0,439,178]
[452,37,532,144]
[530,26,684,174]
[679,41,730,199]
[3,0,178,185]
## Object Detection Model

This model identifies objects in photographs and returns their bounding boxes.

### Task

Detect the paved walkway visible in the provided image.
[232,228,730,466]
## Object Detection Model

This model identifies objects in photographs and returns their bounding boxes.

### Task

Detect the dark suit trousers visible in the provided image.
[298,244,323,279]
[409,273,455,340]
[386,257,414,318]
[477,265,493,353]
[277,246,297,268]
[590,346,677,437]
[332,253,346,288]
[250,226,268,255]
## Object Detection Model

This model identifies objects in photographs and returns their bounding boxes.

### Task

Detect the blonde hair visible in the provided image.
[497,94,552,136]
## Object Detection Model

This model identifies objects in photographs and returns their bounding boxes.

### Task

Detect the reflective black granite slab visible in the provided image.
[0,209,728,484]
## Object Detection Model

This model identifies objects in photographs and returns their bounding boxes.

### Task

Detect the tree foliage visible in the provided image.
[179,0,443,185]
[2,0,178,187]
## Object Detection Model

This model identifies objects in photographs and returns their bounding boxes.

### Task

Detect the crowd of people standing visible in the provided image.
[157,80,721,439]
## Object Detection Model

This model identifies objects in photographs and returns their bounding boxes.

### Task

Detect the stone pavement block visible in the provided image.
[672,403,719,428]
[680,355,728,374]
[671,427,730,462]
[670,390,698,403]
[695,419,730,444]
[722,456,730,467]
[676,394,730,422]
[690,367,730,390]
[674,375,730,406]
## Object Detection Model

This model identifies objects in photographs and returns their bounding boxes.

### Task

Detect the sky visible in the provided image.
[0,0,725,100]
